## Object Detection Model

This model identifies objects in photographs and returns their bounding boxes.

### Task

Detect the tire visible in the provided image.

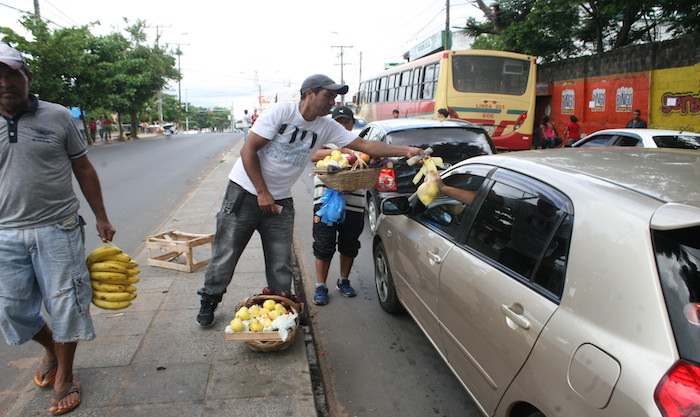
[523,410,545,417]
[367,196,379,235]
[374,241,404,314]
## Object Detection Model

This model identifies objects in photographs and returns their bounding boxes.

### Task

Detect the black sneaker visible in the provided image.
[197,299,218,326]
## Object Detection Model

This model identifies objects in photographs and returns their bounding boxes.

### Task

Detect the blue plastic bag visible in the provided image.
[315,189,346,225]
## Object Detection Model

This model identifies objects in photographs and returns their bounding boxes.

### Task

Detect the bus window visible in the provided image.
[379,77,388,102]
[388,74,398,102]
[452,56,530,95]
[422,63,439,100]
[398,70,411,101]
[411,67,422,100]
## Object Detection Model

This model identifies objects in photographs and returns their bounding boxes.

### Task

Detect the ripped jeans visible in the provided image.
[197,181,295,302]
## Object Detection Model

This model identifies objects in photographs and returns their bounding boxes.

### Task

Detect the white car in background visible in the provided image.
[572,128,700,149]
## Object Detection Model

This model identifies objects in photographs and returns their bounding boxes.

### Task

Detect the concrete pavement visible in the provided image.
[3,133,319,416]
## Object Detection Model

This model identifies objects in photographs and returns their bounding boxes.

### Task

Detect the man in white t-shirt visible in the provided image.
[241,109,252,140]
[196,74,424,326]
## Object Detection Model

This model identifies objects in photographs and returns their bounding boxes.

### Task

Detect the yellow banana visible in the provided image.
[126,260,139,268]
[92,290,136,302]
[90,271,130,284]
[91,281,129,292]
[89,261,127,273]
[102,253,132,263]
[126,268,140,276]
[124,284,137,293]
[92,298,131,310]
[125,276,140,284]
[86,246,122,266]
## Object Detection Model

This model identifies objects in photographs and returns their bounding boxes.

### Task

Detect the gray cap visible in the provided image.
[300,74,349,95]
[0,43,27,70]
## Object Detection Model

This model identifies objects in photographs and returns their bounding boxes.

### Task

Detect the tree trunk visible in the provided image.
[130,108,139,139]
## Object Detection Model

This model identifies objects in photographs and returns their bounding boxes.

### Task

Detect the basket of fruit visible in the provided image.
[225,289,303,352]
[313,150,381,193]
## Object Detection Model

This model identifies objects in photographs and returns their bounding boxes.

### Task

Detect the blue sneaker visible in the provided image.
[336,279,356,297]
[313,285,329,305]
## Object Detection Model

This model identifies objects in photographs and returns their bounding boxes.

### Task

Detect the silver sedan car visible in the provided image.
[373,148,700,417]
[572,128,700,149]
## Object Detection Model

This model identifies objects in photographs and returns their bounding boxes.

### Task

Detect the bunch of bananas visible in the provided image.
[86,245,139,310]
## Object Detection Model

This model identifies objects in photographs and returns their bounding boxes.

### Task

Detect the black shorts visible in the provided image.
[312,204,364,261]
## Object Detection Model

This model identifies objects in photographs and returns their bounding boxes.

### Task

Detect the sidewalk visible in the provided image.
[4,138,318,416]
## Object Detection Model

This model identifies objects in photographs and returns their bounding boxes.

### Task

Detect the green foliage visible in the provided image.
[0,14,179,132]
[461,0,698,60]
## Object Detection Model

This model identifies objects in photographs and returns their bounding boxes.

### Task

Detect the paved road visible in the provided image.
[0,132,240,417]
[293,166,481,417]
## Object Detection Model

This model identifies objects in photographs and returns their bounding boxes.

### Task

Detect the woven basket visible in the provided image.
[314,158,381,192]
[230,295,301,352]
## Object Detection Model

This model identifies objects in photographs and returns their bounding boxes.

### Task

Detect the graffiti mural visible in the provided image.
[661,91,700,115]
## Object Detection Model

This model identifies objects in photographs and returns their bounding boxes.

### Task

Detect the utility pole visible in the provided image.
[33,0,40,17]
[144,24,171,131]
[445,0,451,50]
[332,45,353,104]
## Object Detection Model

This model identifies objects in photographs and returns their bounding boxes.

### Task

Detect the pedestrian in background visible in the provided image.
[539,116,561,148]
[392,109,399,118]
[102,116,112,140]
[241,109,252,140]
[310,106,365,305]
[196,74,424,326]
[97,116,104,140]
[564,115,580,146]
[0,43,115,416]
[251,109,259,125]
[88,117,97,141]
[437,108,450,118]
[626,109,647,128]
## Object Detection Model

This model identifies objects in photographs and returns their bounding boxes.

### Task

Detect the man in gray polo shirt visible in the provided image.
[0,42,115,415]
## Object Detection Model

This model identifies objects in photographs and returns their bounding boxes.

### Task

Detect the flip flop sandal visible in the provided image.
[50,381,80,416]
[33,360,57,388]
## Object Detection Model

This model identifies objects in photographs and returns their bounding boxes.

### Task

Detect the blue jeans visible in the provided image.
[0,214,94,345]
[198,181,295,302]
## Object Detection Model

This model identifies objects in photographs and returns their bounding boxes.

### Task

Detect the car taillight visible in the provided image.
[376,168,397,192]
[655,360,700,417]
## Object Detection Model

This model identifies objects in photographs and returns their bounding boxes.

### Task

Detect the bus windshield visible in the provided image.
[452,56,531,95]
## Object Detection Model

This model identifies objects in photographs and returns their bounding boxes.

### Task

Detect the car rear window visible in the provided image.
[652,226,700,363]
[652,135,700,150]
[386,127,494,155]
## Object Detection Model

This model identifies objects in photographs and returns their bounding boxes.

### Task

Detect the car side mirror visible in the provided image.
[381,196,410,215]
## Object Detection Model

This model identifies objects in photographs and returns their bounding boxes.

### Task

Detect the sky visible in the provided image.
[1,0,483,118]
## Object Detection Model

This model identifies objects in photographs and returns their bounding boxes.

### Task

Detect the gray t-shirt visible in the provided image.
[0,96,88,229]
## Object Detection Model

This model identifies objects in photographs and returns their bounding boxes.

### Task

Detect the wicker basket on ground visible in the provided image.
[226,295,301,352]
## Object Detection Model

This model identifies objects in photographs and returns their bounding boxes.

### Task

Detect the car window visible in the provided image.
[652,226,700,364]
[385,127,493,155]
[414,167,491,240]
[652,135,700,150]
[577,134,613,147]
[466,172,573,300]
[612,135,642,147]
[363,126,384,142]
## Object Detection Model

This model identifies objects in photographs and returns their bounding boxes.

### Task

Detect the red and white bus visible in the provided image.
[354,49,537,150]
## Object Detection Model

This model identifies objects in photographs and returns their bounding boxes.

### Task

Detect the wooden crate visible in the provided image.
[146,230,214,272]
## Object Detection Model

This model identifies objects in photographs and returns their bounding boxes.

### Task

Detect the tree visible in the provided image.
[461,0,699,61]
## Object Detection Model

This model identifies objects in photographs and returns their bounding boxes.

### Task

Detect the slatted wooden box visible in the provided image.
[146,230,214,272]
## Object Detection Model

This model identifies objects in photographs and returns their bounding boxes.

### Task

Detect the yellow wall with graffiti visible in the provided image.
[650,63,700,132]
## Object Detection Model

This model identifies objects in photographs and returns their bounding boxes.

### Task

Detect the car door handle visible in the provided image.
[427,248,442,264]
[500,304,531,330]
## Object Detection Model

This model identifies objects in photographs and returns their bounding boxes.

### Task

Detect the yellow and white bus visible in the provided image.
[354,49,537,150]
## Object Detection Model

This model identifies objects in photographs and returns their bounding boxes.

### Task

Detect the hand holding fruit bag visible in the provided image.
[417,172,441,206]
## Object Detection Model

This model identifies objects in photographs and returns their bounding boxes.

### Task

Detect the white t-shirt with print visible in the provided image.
[229,102,357,200]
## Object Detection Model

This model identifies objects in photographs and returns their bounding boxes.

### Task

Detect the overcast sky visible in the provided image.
[2,0,482,117]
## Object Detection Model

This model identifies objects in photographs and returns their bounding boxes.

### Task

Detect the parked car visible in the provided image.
[358,118,496,233]
[572,128,700,149]
[373,148,700,417]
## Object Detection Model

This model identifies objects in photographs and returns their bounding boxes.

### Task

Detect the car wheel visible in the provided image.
[523,410,545,417]
[367,196,379,234]
[374,241,404,314]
